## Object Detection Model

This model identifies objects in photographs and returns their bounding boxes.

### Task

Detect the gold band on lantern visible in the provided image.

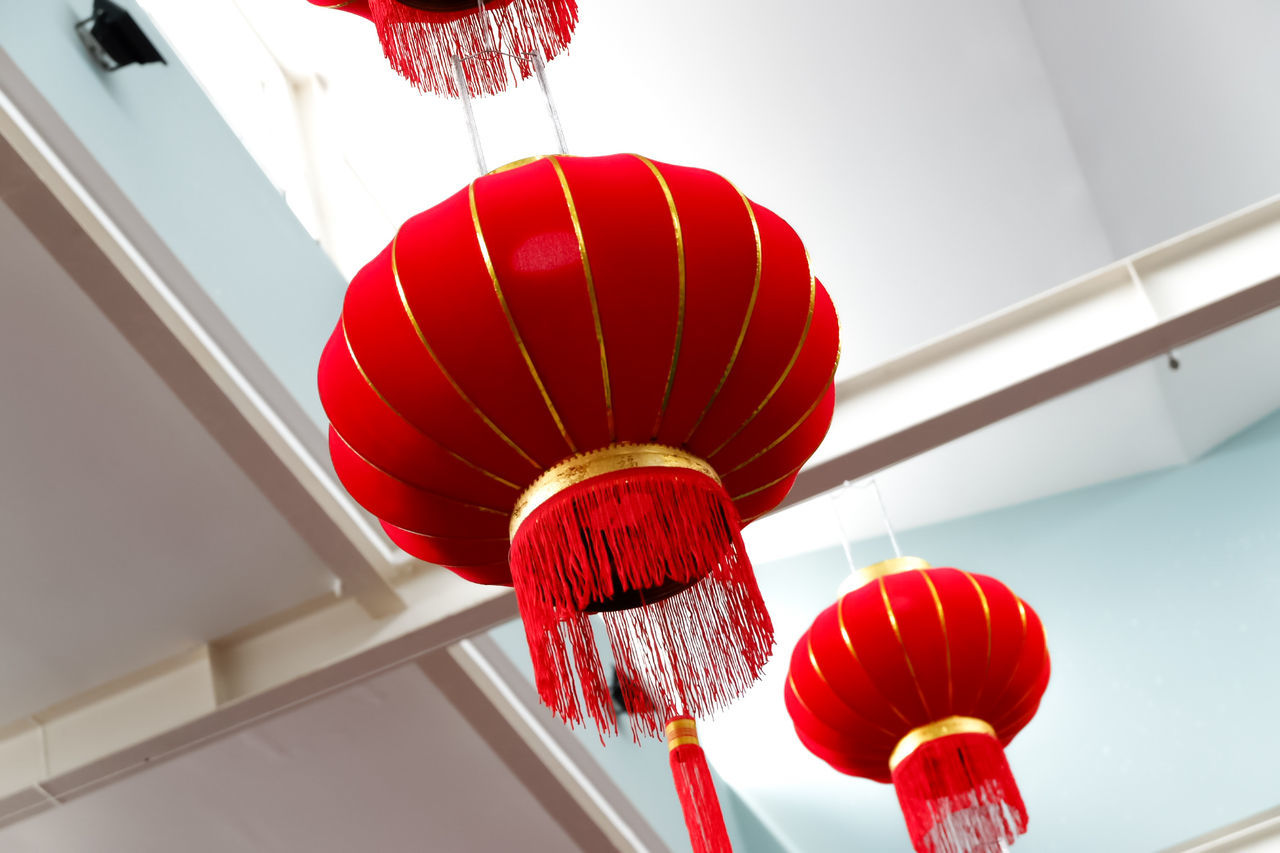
[509,443,720,540]
[488,156,548,175]
[888,716,997,772]
[848,556,932,592]
[666,717,700,751]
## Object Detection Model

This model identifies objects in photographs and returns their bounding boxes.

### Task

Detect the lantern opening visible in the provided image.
[890,721,1028,853]
[584,572,696,613]
[509,444,773,737]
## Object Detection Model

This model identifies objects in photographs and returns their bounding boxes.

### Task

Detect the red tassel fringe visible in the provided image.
[891,733,1028,853]
[368,0,578,96]
[509,468,774,737]
[668,717,733,853]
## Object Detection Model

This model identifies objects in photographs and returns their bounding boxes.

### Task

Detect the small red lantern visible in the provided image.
[786,557,1050,853]
[320,154,839,739]
[307,0,578,96]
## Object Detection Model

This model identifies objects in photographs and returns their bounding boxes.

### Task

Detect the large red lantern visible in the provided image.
[786,557,1050,853]
[319,154,840,741]
[307,0,578,96]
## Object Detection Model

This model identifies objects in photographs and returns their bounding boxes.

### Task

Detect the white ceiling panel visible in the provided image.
[0,200,335,723]
[0,664,581,853]
[1154,307,1280,459]
[745,304,1280,565]
[141,0,1119,377]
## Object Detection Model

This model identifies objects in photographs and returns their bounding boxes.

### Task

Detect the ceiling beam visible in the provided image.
[0,48,405,616]
[1160,802,1280,852]
[421,640,673,853]
[0,571,517,828]
[0,48,532,835]
[786,194,1280,506]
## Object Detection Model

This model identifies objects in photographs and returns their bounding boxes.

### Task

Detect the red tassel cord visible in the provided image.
[367,0,578,96]
[508,467,774,737]
[667,717,733,853]
[891,732,1028,853]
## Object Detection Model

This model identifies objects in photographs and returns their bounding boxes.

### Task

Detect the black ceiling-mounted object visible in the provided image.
[608,666,628,718]
[76,0,166,72]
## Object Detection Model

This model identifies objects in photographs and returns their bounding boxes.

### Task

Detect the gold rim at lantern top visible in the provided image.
[487,155,550,174]
[508,442,720,540]
[838,556,932,595]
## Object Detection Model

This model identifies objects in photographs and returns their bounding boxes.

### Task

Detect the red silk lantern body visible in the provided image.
[786,560,1050,853]
[320,154,839,737]
[306,0,578,97]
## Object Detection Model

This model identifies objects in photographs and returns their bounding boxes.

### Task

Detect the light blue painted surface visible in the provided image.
[0,0,345,426]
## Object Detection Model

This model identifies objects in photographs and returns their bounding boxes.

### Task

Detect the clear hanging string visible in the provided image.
[829,482,858,575]
[870,477,903,559]
[450,2,570,176]
[475,0,496,51]
[832,478,903,594]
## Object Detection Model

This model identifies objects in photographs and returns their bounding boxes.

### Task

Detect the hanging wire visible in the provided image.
[831,478,904,595]
[450,2,570,177]
[829,482,858,575]
[452,54,488,174]
[531,52,570,154]
[870,478,903,559]
[475,0,501,54]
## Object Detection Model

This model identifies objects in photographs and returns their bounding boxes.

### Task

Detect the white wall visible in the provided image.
[504,0,1122,374]
[0,0,349,427]
[1021,0,1280,256]
[144,0,1121,377]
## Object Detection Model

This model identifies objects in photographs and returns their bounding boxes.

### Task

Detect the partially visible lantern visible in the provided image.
[320,154,840,740]
[786,557,1050,853]
[307,0,578,96]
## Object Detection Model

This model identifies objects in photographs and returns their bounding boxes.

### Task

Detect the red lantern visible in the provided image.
[319,154,840,741]
[786,557,1050,853]
[307,0,578,96]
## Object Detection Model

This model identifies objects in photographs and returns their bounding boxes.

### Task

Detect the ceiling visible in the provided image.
[127,0,1280,574]
[483,306,1280,851]
[744,303,1280,564]
[0,663,581,853]
[0,198,335,723]
[700,335,1280,851]
[138,0,1124,378]
[1,1,1277,850]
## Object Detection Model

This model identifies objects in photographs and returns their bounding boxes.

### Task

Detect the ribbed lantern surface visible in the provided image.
[320,153,839,735]
[786,559,1050,853]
